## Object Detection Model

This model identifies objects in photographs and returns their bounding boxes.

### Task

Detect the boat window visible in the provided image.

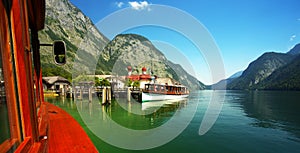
[166,86,169,92]
[0,54,10,144]
[160,85,164,92]
[149,85,154,91]
[0,18,21,151]
[0,0,31,150]
[155,85,158,91]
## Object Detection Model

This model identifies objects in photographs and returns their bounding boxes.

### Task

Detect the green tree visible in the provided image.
[95,77,101,86]
[125,79,132,87]
[132,80,140,88]
[95,77,110,87]
[101,78,111,86]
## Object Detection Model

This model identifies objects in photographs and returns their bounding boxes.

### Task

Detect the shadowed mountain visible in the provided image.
[287,43,300,55]
[256,54,300,90]
[227,43,300,90]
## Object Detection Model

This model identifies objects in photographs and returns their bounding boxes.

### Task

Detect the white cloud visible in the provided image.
[128,1,150,11]
[116,2,124,8]
[290,35,296,41]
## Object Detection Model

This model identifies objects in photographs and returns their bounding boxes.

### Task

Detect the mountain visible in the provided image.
[287,43,300,55]
[209,71,243,90]
[227,52,294,89]
[227,43,300,90]
[39,0,204,89]
[256,54,300,90]
[228,71,243,79]
[96,34,206,90]
[39,0,109,80]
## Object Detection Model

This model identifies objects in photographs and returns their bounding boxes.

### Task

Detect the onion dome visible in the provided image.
[127,66,132,71]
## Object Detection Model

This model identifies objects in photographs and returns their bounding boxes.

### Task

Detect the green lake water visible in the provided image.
[45,90,300,153]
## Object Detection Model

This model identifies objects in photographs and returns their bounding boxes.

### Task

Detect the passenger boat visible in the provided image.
[0,0,97,152]
[142,83,189,102]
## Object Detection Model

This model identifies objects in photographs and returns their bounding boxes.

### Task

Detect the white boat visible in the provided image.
[142,83,189,102]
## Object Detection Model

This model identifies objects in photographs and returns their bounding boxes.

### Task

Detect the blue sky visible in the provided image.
[70,0,300,84]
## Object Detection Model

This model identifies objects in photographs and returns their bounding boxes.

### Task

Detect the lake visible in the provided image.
[45,90,300,153]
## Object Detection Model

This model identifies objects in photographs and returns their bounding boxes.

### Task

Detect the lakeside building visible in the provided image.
[125,66,178,89]
[42,76,71,93]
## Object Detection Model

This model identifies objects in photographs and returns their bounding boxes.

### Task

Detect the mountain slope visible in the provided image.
[96,34,205,90]
[256,54,300,90]
[227,43,300,90]
[287,43,300,55]
[229,71,243,79]
[39,0,109,80]
[227,52,294,90]
[210,71,243,90]
[38,0,203,89]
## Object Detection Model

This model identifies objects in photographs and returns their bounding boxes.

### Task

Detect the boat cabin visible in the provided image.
[144,84,189,95]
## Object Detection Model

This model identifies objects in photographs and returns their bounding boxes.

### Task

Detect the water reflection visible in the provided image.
[226,90,300,139]
[44,91,300,152]
[99,98,188,130]
[45,95,189,130]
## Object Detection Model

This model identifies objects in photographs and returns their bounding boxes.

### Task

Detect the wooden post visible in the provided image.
[79,88,83,100]
[127,87,131,102]
[74,87,77,99]
[69,87,73,98]
[88,87,92,102]
[107,87,111,104]
[61,87,65,96]
[102,87,106,105]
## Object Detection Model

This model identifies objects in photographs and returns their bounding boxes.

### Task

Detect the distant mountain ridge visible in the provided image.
[228,71,243,79]
[227,43,300,90]
[209,71,243,90]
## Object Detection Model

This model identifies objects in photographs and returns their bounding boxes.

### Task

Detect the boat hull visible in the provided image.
[142,92,188,102]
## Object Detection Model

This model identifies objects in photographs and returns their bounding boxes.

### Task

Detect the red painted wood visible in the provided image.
[11,0,33,139]
[1,0,99,152]
[44,102,98,153]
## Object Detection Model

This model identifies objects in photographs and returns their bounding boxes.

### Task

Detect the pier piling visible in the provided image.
[127,87,131,102]
[79,88,83,100]
[88,87,93,102]
[107,87,111,104]
[102,87,106,105]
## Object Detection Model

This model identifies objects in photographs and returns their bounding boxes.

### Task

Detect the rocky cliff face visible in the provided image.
[228,53,294,89]
[227,44,300,90]
[258,54,300,90]
[96,34,205,90]
[39,0,109,79]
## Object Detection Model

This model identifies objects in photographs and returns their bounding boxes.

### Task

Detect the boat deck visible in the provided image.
[41,102,98,153]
